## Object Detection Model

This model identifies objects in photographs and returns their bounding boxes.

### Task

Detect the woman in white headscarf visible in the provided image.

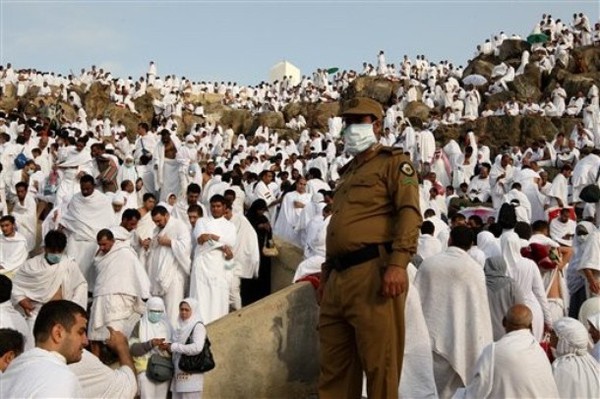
[130,297,173,399]
[163,298,207,399]
[501,231,552,341]
[551,317,600,398]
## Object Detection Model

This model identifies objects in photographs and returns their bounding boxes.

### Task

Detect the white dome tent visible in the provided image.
[269,60,301,86]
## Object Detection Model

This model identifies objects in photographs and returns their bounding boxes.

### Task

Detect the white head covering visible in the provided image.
[111,192,126,205]
[174,297,202,344]
[553,317,590,356]
[579,297,600,327]
[477,231,502,259]
[500,231,525,278]
[588,312,600,332]
[139,296,172,341]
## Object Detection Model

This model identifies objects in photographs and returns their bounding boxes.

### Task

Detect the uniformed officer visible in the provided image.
[318,97,422,398]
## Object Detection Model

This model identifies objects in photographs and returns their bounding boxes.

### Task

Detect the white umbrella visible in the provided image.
[462,74,488,86]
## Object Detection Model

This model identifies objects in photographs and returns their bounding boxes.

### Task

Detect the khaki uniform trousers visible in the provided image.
[318,256,406,399]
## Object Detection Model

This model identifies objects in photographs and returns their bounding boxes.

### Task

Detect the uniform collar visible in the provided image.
[340,144,382,175]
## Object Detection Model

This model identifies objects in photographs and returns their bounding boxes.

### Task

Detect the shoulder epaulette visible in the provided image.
[379,146,406,157]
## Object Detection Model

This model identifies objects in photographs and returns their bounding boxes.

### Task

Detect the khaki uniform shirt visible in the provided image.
[326,145,421,268]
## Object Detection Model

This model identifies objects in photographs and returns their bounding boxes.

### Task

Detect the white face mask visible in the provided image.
[343,123,377,156]
[186,142,195,148]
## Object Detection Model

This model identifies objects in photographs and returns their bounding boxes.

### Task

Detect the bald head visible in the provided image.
[503,304,533,333]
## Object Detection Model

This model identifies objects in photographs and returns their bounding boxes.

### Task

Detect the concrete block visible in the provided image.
[270,237,304,293]
[203,282,319,399]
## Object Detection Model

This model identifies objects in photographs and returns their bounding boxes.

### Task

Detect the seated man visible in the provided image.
[467,163,491,203]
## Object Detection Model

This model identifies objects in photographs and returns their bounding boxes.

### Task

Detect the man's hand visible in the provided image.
[105,327,135,372]
[222,246,234,260]
[140,238,151,250]
[150,338,165,347]
[381,266,408,298]
[105,327,129,352]
[157,235,171,247]
[19,298,35,317]
[158,342,172,352]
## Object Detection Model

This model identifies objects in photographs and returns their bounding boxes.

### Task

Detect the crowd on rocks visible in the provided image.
[0,11,599,399]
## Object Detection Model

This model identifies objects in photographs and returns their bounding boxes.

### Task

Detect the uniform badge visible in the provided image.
[400,162,415,177]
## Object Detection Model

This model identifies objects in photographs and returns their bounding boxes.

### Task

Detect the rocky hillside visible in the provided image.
[1,42,599,150]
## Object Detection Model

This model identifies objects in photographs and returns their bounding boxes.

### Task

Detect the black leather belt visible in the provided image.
[330,242,393,272]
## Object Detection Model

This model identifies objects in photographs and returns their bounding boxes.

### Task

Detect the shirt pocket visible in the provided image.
[346,174,380,205]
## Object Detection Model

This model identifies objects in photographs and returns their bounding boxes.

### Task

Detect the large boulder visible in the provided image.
[84,82,111,119]
[433,124,463,146]
[181,112,205,134]
[404,101,430,122]
[183,92,224,107]
[256,111,285,129]
[282,101,340,131]
[561,72,600,98]
[105,104,143,135]
[497,39,531,62]
[463,58,495,80]
[132,93,155,124]
[571,45,600,73]
[249,112,285,136]
[478,115,523,146]
[308,102,340,131]
[220,109,253,134]
[272,128,300,143]
[342,76,400,105]
[520,115,559,143]
[508,70,542,102]
[550,117,581,136]
[485,91,515,109]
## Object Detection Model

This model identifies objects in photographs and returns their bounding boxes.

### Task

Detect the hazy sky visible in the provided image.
[0,0,598,85]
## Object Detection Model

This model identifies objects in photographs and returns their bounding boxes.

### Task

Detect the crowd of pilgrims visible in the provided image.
[0,11,599,399]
